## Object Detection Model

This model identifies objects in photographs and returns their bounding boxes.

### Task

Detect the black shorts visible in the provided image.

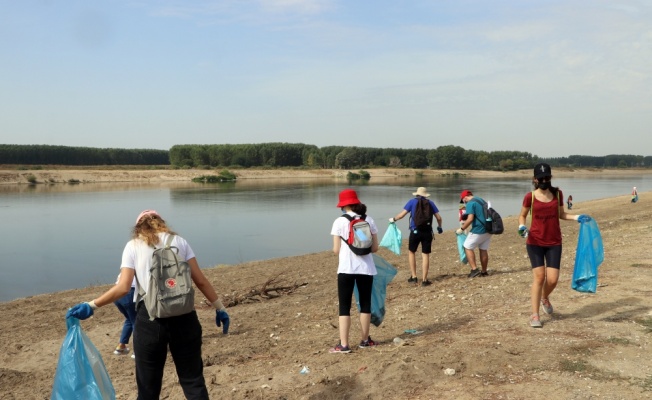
[526,244,562,269]
[408,228,433,254]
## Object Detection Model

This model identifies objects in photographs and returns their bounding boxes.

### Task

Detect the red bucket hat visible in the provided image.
[337,189,361,207]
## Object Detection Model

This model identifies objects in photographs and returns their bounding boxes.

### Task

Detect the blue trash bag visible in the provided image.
[380,223,402,255]
[354,254,398,327]
[456,232,468,265]
[571,217,604,293]
[51,318,116,400]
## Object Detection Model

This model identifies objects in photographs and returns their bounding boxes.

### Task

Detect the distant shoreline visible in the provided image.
[1,166,651,185]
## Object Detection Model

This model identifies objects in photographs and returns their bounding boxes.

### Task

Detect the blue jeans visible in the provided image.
[134,305,208,400]
[114,287,137,345]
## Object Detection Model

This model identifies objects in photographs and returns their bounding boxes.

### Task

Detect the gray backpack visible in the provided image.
[137,234,195,320]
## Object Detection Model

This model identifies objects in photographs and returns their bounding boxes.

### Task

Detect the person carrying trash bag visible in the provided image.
[389,187,443,286]
[517,164,585,328]
[66,210,230,400]
[330,189,379,353]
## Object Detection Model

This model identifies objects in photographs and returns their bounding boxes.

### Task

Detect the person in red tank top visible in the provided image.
[518,163,581,328]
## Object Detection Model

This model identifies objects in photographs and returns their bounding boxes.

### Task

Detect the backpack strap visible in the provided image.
[468,198,487,221]
[339,214,366,244]
[164,233,175,248]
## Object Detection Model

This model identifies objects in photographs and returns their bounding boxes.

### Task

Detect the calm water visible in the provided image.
[0,174,647,302]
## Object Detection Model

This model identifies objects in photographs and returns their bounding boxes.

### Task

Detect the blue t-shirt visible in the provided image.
[466,197,487,234]
[403,197,439,230]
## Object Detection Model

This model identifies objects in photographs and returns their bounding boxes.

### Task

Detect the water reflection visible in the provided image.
[0,173,649,302]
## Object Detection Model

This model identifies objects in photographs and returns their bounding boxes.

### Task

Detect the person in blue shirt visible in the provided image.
[456,190,491,278]
[390,187,443,286]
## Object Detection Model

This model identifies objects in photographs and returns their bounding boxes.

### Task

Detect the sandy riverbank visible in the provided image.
[1,189,651,399]
[1,166,651,185]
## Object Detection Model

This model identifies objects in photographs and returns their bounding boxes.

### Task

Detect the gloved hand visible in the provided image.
[389,217,395,223]
[436,226,443,234]
[577,214,591,223]
[518,225,529,238]
[455,228,464,235]
[216,309,230,334]
[66,301,96,320]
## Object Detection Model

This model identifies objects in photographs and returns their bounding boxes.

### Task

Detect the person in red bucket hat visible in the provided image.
[329,189,379,353]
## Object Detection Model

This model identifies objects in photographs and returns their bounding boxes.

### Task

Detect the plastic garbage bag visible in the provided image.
[354,254,398,326]
[380,223,402,255]
[51,318,116,400]
[456,232,468,264]
[571,217,604,293]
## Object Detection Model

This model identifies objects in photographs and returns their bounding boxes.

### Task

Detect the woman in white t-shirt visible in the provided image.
[66,210,228,399]
[329,189,379,353]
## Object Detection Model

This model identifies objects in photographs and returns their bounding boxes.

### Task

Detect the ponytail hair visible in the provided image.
[350,203,368,216]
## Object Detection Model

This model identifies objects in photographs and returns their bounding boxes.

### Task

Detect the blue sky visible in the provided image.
[2,1,651,157]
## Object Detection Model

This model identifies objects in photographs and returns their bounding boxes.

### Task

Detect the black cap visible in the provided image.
[534,163,552,179]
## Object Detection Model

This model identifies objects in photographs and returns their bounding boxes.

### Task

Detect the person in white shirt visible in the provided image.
[329,189,379,353]
[66,210,228,399]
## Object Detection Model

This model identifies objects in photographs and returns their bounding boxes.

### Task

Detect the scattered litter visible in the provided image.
[261,384,271,389]
[393,337,406,346]
[444,368,456,376]
[300,366,310,374]
[404,329,424,335]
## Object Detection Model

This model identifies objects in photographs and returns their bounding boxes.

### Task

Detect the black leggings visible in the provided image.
[337,273,374,316]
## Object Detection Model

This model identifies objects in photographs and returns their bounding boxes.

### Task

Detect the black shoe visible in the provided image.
[407,276,418,283]
[468,269,481,278]
[421,280,432,287]
[480,271,489,277]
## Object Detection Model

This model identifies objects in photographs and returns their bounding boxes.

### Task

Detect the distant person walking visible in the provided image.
[456,190,491,278]
[632,187,638,203]
[389,187,443,286]
[566,195,573,210]
[518,163,582,328]
[330,189,379,353]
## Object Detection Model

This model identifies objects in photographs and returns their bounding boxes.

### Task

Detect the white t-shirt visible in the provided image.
[120,232,196,300]
[330,212,378,275]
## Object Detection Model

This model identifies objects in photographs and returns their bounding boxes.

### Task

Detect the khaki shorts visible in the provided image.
[463,232,492,251]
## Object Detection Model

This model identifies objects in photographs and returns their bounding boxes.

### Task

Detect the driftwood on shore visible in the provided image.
[205,273,308,307]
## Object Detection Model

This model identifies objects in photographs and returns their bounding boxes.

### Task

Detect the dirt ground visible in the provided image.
[1,168,652,399]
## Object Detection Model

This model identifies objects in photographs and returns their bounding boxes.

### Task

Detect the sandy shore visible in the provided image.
[1,168,651,399]
[1,166,651,185]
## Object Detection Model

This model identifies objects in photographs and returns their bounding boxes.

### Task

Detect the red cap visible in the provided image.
[337,189,361,207]
[459,190,472,203]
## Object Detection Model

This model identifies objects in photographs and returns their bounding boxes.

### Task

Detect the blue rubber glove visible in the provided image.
[577,214,591,223]
[216,309,230,334]
[436,226,443,234]
[518,225,529,238]
[66,302,94,320]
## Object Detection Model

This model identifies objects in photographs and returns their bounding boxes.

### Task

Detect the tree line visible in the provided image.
[1,143,651,170]
[0,145,169,166]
